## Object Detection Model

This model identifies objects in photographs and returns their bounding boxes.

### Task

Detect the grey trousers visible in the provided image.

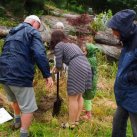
[112,106,137,137]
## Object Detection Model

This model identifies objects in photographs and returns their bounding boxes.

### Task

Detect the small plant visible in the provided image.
[67,14,92,26]
[67,14,93,44]
[96,51,118,79]
[91,10,112,32]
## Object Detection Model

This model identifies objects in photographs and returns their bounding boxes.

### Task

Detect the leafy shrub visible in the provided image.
[25,0,45,15]
[107,0,137,13]
[54,0,86,13]
[97,51,118,79]
[67,14,92,37]
[91,10,112,32]
[0,6,6,17]
[0,17,18,27]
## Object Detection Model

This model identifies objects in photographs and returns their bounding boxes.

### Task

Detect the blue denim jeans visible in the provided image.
[112,106,137,137]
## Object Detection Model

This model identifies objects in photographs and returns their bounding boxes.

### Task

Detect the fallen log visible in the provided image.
[95,44,122,59]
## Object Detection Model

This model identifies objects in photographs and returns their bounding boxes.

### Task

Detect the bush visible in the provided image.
[90,10,112,32]
[67,14,92,38]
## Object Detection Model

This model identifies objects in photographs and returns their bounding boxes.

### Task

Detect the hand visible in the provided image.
[46,77,54,88]
[51,66,59,74]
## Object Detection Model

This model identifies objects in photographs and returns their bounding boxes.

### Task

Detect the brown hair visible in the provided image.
[50,30,68,50]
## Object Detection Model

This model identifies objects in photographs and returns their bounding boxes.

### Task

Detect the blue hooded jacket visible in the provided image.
[107,9,137,113]
[0,22,51,87]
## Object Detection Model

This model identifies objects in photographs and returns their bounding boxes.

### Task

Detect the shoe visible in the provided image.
[61,122,75,130]
[75,121,79,126]
[11,122,21,130]
[20,132,28,137]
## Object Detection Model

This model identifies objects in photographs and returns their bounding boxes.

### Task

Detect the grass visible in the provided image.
[0,42,132,136]
[0,17,18,27]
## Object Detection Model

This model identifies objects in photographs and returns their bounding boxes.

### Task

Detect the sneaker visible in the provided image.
[11,122,21,130]
[20,132,28,137]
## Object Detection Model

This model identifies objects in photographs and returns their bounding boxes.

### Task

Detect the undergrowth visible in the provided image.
[0,42,132,137]
[0,17,18,27]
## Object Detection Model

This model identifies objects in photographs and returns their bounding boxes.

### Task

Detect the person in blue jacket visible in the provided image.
[0,15,53,137]
[107,9,137,137]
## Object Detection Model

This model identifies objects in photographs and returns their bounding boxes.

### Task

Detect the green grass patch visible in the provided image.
[0,17,18,27]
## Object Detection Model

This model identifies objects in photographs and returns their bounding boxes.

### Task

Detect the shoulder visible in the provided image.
[55,42,65,48]
[22,23,40,36]
[26,26,41,40]
[55,42,78,49]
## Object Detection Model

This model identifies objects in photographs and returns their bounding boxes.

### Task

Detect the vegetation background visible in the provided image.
[0,0,135,136]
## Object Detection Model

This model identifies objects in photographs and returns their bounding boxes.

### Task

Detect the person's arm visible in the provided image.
[126,71,137,84]
[54,44,64,69]
[30,30,53,87]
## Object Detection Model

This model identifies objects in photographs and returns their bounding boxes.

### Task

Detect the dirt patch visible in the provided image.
[0,93,11,108]
[34,95,57,121]
[0,96,3,107]
[38,95,56,111]
[0,131,8,137]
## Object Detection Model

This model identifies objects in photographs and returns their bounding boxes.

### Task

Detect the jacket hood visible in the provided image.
[9,23,29,35]
[107,9,136,39]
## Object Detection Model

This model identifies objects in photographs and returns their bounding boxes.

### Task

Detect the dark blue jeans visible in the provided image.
[112,106,137,137]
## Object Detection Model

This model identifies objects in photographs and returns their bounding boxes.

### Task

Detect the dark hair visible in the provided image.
[50,30,67,50]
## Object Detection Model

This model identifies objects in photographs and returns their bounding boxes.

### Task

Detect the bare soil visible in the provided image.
[34,95,57,121]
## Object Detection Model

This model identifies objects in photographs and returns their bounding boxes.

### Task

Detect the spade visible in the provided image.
[52,72,62,117]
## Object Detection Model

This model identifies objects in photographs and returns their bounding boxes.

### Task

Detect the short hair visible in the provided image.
[24,15,41,25]
[55,22,64,30]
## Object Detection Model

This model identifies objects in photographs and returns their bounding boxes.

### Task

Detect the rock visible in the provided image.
[96,44,122,59]
[95,29,120,46]
[39,21,51,43]
[44,5,94,19]
[0,26,10,38]
[41,15,74,34]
